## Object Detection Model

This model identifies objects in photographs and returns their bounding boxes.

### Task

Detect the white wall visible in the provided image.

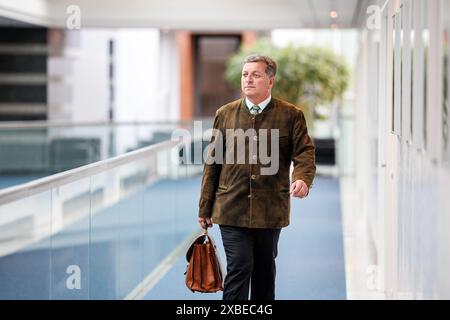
[47,28,179,161]
[48,29,113,122]
[49,28,172,124]
[352,0,450,299]
[157,31,180,122]
[71,29,112,122]
[114,29,160,122]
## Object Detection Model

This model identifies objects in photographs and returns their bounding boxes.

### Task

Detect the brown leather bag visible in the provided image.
[185,230,224,293]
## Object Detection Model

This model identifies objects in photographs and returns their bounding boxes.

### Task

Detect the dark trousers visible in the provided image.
[219,225,281,300]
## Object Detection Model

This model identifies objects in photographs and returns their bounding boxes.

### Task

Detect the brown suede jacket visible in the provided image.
[198,97,316,228]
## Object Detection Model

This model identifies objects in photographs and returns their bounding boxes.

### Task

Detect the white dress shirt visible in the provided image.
[245,95,272,113]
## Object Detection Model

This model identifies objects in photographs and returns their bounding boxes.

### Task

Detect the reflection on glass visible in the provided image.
[0,191,52,299]
[401,0,412,140]
[443,0,450,162]
[0,137,204,299]
[410,0,415,138]
[0,122,185,190]
[393,11,403,135]
[51,178,91,299]
[423,1,429,149]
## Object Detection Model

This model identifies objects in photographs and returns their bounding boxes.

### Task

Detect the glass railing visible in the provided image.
[0,137,205,299]
[0,120,213,189]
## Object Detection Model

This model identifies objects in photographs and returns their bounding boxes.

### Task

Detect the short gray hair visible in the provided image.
[243,54,277,78]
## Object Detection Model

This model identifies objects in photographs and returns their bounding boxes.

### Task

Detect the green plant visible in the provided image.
[225,38,350,124]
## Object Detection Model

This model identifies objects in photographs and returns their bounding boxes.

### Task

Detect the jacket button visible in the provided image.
[251,175,257,180]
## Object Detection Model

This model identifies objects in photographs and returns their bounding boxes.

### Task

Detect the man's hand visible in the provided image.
[290,180,309,199]
[198,217,213,230]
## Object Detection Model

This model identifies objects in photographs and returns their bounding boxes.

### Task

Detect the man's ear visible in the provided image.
[269,77,275,87]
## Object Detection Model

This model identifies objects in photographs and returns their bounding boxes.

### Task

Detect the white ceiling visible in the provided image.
[0,0,371,29]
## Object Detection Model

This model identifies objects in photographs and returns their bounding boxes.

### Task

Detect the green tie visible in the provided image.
[250,105,261,115]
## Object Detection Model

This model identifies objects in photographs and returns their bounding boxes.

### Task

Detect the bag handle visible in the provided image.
[185,229,217,262]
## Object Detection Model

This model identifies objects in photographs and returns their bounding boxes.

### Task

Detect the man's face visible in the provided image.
[241,62,274,102]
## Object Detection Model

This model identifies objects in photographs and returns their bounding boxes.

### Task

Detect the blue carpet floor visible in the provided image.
[0,174,346,299]
[0,175,204,299]
[144,176,346,300]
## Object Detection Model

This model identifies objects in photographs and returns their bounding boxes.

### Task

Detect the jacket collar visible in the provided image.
[241,97,275,115]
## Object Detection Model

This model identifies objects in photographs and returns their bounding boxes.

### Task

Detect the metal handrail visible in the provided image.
[0,139,180,205]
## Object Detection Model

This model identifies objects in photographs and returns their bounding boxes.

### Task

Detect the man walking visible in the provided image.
[198,54,316,300]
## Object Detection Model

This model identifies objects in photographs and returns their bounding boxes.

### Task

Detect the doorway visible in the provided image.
[194,35,241,118]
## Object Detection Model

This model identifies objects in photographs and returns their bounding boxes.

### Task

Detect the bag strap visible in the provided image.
[203,232,224,280]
